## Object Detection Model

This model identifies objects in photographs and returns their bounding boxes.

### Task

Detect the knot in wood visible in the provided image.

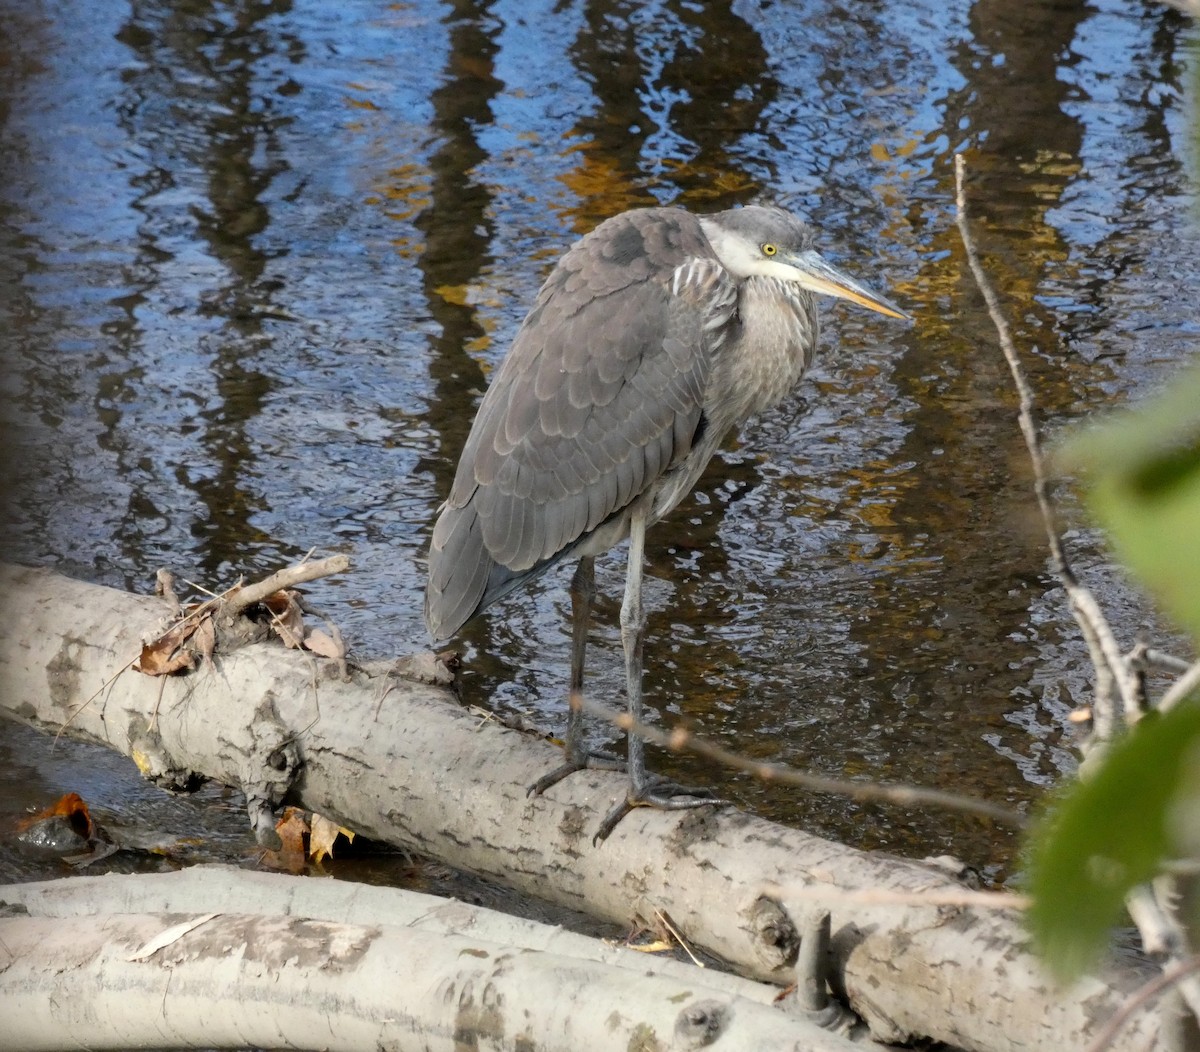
[745,895,800,970]
[673,999,729,1048]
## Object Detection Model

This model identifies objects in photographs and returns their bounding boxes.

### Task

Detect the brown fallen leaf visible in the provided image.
[192,613,216,665]
[392,650,458,686]
[624,939,674,954]
[304,627,345,660]
[309,813,355,863]
[261,589,306,649]
[133,619,199,675]
[261,806,309,874]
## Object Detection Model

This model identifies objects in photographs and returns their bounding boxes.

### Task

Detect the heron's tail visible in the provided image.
[424,501,493,643]
[425,498,570,643]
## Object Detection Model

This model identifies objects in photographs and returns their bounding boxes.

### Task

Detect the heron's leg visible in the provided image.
[594,507,725,843]
[621,507,650,795]
[563,555,596,762]
[527,557,621,798]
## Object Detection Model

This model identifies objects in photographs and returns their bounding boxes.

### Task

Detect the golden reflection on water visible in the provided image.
[0,0,1195,887]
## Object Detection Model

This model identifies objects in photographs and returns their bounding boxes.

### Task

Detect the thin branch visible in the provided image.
[1143,649,1197,675]
[222,555,350,619]
[52,657,137,749]
[578,694,1025,828]
[952,153,1141,731]
[763,883,1030,912]
[1084,955,1200,1052]
[956,151,1200,1039]
[1157,659,1200,714]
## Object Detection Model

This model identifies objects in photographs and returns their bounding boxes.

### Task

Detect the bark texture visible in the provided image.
[0,563,1161,1052]
[0,911,862,1052]
[4,866,790,1009]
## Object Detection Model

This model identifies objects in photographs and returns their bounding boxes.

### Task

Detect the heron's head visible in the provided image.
[698,205,910,321]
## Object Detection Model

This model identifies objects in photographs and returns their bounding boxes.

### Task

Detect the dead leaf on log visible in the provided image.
[192,614,216,665]
[261,806,309,873]
[133,619,199,676]
[309,813,354,862]
[392,650,458,686]
[304,627,345,660]
[260,590,306,649]
[622,908,705,966]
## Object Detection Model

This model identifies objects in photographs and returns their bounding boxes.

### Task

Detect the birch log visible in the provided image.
[0,910,863,1052]
[0,563,1160,1052]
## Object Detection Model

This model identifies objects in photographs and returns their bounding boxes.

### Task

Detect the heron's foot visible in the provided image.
[594,778,727,845]
[527,748,625,798]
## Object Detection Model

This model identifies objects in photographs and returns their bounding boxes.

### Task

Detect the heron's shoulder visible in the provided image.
[564,207,716,279]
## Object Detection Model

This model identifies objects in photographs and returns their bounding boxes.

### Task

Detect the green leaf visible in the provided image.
[1059,362,1200,643]
[1026,701,1200,980]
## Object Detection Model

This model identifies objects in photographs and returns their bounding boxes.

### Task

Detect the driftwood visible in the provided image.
[0,562,1161,1051]
[1,867,863,1051]
[1,912,849,1051]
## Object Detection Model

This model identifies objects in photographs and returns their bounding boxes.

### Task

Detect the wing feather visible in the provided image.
[425,207,737,640]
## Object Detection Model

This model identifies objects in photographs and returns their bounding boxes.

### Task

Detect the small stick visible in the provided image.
[223,555,350,619]
[953,153,1141,732]
[577,694,1024,828]
[653,908,704,968]
[1157,659,1200,715]
[1143,649,1196,675]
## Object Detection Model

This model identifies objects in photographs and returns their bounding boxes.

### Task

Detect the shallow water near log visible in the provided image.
[0,0,1197,895]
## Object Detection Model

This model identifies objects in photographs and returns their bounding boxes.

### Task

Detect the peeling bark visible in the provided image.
[0,910,860,1052]
[5,866,876,1048]
[0,564,1162,1052]
[0,865,799,1010]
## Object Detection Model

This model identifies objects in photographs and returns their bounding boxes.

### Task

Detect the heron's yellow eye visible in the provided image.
[762,243,777,256]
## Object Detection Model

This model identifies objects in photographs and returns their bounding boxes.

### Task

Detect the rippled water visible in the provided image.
[1,0,1197,885]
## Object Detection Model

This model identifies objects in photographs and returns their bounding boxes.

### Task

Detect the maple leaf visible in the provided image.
[261,807,310,874]
[309,813,355,862]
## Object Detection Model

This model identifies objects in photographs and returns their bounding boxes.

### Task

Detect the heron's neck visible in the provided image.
[722,276,818,418]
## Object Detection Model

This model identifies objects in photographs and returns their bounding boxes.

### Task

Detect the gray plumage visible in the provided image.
[423,202,907,840]
[425,204,866,642]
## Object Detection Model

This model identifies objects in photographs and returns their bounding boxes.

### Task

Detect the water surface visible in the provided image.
[1,0,1197,887]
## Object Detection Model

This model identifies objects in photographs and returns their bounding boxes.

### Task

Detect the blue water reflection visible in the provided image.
[0,0,1195,879]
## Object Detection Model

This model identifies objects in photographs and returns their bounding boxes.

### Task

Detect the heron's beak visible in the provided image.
[787,249,911,321]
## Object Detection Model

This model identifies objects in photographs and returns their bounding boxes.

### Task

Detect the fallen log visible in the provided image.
[0,865,802,1010]
[0,563,1160,1051]
[0,909,860,1052]
[2,866,870,1047]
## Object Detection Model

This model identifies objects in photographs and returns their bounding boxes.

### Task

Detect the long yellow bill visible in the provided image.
[788,249,911,320]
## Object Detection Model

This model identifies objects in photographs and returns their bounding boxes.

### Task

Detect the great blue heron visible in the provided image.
[426,204,909,841]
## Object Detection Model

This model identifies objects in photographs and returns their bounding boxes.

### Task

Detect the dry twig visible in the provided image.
[954,150,1200,1031]
[952,152,1141,734]
[222,555,350,619]
[578,693,1024,828]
